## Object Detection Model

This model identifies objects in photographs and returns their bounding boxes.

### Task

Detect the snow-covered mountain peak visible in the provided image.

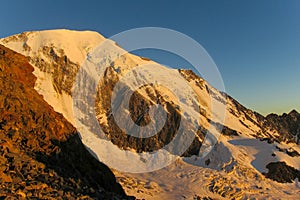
[0,29,105,64]
[0,30,106,124]
[1,29,300,199]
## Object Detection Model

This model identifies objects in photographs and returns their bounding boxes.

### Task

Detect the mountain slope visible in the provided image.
[0,44,129,199]
[1,30,295,155]
[1,30,300,199]
[0,30,105,124]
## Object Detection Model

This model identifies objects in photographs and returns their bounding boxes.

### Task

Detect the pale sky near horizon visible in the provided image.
[0,0,299,115]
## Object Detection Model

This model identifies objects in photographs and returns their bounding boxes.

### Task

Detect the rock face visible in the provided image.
[265,162,300,183]
[266,110,300,144]
[0,45,129,199]
[95,68,204,157]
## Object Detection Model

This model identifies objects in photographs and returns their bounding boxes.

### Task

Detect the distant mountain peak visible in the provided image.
[288,109,299,116]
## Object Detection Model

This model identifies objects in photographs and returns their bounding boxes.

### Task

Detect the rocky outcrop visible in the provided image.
[30,46,79,95]
[96,69,204,157]
[0,45,130,199]
[265,110,300,144]
[265,162,300,183]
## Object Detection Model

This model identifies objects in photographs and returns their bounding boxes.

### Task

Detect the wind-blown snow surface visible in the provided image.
[1,30,300,199]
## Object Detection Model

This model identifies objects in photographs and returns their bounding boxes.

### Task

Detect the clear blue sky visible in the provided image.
[1,0,299,115]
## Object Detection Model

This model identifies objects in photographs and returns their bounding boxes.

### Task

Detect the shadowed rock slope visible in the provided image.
[265,162,300,183]
[266,110,300,144]
[0,45,130,199]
